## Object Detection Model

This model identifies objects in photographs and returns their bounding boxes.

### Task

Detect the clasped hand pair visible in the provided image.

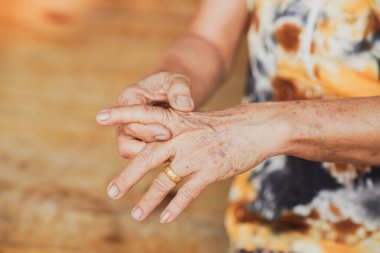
[96,72,285,223]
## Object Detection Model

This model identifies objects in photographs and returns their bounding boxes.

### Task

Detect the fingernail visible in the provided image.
[97,110,110,122]
[155,135,168,141]
[132,207,143,221]
[160,211,171,224]
[175,96,191,108]
[107,184,119,199]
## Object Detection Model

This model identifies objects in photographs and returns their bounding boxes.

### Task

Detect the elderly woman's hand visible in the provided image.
[96,103,288,223]
[115,72,194,160]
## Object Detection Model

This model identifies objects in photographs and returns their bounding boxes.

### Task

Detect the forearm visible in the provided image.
[153,0,248,108]
[155,33,229,108]
[279,97,380,165]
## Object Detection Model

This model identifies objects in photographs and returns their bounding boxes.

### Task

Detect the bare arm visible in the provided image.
[97,96,380,222]
[156,0,249,107]
[114,0,249,158]
[282,96,380,165]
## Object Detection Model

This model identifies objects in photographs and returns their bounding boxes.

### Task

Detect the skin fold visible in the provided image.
[97,0,380,224]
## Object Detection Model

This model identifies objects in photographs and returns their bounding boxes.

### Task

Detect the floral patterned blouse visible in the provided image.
[226,0,380,253]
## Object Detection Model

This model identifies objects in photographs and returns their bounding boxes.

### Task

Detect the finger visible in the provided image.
[96,105,167,126]
[130,171,177,221]
[116,125,146,159]
[117,84,148,106]
[160,174,207,224]
[106,142,174,200]
[167,77,194,112]
[124,123,171,142]
[117,132,146,159]
[118,83,169,106]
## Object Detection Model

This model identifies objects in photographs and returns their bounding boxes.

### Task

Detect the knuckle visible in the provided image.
[140,104,149,113]
[170,74,191,87]
[118,92,130,105]
[124,123,145,138]
[124,124,149,141]
[178,185,196,201]
[117,135,126,146]
[160,108,170,127]
[117,138,126,154]
[138,104,151,119]
[118,84,144,105]
[127,127,152,142]
[123,124,131,134]
[142,133,154,142]
[116,136,141,159]
[196,174,212,186]
[117,89,128,104]
[117,144,134,159]
[171,199,184,210]
[147,142,162,152]
[139,128,154,141]
[118,86,133,104]
[140,195,154,208]
[152,176,171,194]
[117,142,125,155]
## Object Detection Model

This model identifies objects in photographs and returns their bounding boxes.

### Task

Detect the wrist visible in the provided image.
[275,102,298,157]
[240,102,294,159]
[273,100,316,158]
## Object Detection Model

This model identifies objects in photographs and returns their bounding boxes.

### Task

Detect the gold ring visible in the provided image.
[163,166,183,184]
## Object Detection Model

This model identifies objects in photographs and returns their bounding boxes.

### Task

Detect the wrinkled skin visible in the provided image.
[97,103,286,223]
[115,72,195,159]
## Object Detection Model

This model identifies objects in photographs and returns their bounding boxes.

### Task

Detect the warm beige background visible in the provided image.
[0,1,247,252]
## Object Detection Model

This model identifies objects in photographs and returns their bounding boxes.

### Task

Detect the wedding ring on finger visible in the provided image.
[163,166,183,184]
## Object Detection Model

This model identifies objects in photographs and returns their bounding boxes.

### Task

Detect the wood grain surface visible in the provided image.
[0,1,247,252]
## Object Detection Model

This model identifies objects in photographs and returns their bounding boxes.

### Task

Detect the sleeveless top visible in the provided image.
[245,0,380,103]
[226,0,380,252]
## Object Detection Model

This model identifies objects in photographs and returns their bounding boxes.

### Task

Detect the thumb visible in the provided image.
[167,79,194,112]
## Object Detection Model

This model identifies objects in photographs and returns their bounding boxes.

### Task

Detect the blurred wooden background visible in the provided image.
[0,1,247,252]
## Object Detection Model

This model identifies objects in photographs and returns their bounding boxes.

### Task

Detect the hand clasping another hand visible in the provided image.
[96,102,287,224]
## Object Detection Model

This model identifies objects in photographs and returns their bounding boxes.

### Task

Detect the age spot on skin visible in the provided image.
[314,122,322,130]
